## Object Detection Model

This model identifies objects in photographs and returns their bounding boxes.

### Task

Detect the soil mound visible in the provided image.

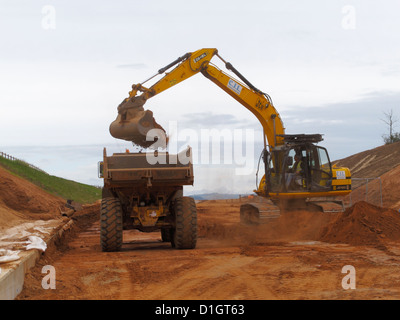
[0,166,65,227]
[318,201,400,248]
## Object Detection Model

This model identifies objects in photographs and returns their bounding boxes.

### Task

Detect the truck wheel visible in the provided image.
[172,197,197,249]
[100,197,123,252]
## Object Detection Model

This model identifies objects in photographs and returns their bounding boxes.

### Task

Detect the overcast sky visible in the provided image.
[1,0,399,194]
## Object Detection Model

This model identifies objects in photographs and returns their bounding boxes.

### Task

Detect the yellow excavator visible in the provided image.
[109,48,351,224]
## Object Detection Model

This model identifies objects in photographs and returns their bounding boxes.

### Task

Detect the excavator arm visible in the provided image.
[110,48,285,148]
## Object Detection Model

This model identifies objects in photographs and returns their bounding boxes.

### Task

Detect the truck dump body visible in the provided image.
[102,147,194,188]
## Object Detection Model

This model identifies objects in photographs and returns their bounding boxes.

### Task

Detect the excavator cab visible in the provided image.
[264,134,334,195]
[242,134,351,224]
[257,133,351,199]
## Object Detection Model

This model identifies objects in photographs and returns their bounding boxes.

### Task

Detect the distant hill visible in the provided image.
[334,141,400,179]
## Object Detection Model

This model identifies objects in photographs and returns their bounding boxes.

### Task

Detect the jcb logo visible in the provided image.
[193,53,207,63]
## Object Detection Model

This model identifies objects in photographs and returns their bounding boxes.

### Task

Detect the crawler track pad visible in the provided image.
[240,201,280,225]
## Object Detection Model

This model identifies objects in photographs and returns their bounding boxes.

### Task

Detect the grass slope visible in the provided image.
[0,156,101,204]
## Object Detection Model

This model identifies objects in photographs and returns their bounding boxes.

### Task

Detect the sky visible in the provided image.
[0,0,399,194]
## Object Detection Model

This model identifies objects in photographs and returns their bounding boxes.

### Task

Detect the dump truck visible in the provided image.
[99,146,197,252]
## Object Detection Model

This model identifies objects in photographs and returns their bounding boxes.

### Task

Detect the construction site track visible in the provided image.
[15,199,400,300]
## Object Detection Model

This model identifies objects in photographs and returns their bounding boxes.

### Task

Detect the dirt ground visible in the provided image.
[14,199,400,300]
[2,141,400,300]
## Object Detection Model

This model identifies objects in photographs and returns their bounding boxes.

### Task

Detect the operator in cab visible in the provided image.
[286,152,305,190]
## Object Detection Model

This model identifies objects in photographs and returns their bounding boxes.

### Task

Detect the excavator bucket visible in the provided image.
[109,97,168,148]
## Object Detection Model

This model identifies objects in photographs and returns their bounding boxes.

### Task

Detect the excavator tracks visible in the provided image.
[240,196,346,225]
[240,199,281,225]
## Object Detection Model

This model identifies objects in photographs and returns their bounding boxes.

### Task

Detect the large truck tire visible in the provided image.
[100,197,123,252]
[172,197,197,249]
